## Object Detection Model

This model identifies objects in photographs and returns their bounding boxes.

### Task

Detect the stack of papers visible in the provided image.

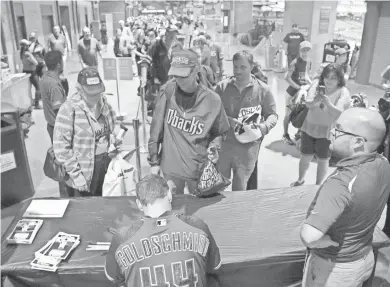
[31,232,81,272]
[6,219,43,244]
[30,255,61,272]
[23,199,69,218]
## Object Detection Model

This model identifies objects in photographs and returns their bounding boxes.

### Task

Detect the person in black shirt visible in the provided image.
[283,41,312,145]
[100,22,108,45]
[283,24,305,66]
[148,26,178,86]
[114,29,122,57]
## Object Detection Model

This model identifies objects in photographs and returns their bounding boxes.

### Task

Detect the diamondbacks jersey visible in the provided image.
[105,212,221,287]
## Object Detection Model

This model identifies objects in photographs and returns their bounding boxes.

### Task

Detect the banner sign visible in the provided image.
[103,58,133,81]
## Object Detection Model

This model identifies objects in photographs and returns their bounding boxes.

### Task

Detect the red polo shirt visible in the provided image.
[305,153,390,262]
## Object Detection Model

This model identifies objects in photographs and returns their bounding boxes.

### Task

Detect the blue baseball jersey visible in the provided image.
[105,212,221,286]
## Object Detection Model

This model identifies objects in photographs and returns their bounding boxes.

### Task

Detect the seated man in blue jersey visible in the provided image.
[105,174,222,287]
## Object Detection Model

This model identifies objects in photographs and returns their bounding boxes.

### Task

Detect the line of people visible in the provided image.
[33,13,390,287]
[104,36,390,287]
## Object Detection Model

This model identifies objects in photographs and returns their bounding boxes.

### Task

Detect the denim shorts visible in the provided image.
[300,132,331,160]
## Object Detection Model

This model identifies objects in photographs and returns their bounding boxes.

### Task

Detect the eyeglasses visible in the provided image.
[332,124,367,142]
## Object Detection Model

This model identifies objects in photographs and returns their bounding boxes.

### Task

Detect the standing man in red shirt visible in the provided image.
[283,24,305,66]
[105,174,221,286]
[215,51,278,191]
[148,49,230,194]
[300,108,390,286]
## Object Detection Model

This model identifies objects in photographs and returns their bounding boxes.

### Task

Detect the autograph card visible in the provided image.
[7,219,43,244]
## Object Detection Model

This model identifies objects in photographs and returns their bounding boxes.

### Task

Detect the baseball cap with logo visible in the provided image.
[234,106,264,144]
[300,41,312,50]
[77,67,105,96]
[168,50,199,77]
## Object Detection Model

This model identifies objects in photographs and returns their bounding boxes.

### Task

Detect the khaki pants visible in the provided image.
[302,250,374,287]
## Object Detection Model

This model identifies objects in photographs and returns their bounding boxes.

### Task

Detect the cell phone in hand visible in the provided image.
[318,85,326,96]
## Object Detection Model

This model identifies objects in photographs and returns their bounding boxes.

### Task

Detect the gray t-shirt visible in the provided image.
[47,34,67,55]
[39,71,66,127]
[77,38,101,67]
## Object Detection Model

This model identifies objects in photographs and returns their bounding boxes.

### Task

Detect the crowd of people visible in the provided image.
[17,13,390,287]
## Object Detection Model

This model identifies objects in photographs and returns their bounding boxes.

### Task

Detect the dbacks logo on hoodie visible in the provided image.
[166,109,205,136]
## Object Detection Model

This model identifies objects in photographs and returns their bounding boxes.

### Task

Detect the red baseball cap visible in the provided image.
[168,50,199,77]
[77,67,105,96]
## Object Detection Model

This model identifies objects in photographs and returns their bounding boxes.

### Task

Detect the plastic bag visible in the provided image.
[103,153,137,197]
[196,159,230,198]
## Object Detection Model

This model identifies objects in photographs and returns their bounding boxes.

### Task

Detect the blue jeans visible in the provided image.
[66,154,111,197]
[302,250,374,287]
[217,142,259,191]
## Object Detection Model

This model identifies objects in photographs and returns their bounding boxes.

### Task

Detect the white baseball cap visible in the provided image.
[234,106,263,144]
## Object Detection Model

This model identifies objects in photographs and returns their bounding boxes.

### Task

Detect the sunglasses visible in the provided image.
[378,98,390,113]
[332,124,367,142]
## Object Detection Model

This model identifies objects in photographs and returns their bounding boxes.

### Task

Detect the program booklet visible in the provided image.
[32,232,81,272]
[35,232,80,260]
[7,219,43,244]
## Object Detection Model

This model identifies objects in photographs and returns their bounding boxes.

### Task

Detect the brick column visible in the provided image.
[355,1,381,85]
[283,0,338,73]
[232,0,253,35]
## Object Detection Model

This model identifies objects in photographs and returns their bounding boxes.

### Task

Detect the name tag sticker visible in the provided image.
[86,77,100,85]
[156,219,167,227]
[172,57,189,65]
[0,151,17,173]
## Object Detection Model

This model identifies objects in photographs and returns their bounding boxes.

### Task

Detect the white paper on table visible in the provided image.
[23,200,70,218]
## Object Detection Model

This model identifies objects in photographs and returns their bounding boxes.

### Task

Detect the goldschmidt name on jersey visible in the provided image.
[115,231,210,269]
[167,109,205,136]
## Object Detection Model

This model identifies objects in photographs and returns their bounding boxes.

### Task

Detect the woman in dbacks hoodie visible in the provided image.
[215,51,278,191]
[148,76,230,195]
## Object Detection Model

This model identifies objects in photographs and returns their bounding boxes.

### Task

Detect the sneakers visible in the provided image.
[283,134,295,145]
[34,101,42,109]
